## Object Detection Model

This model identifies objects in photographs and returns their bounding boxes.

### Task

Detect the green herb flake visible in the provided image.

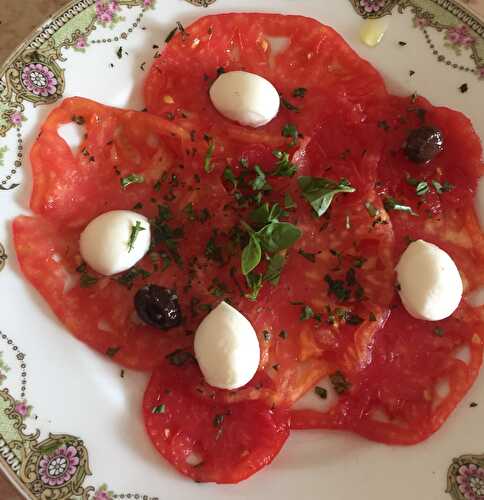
[282,123,299,147]
[165,26,178,43]
[106,346,121,358]
[72,115,85,125]
[300,305,314,321]
[133,202,143,210]
[330,371,351,395]
[279,330,288,340]
[264,253,286,285]
[245,272,263,301]
[325,274,350,302]
[433,326,444,337]
[183,202,196,221]
[298,249,318,263]
[205,230,224,264]
[252,165,270,191]
[432,180,455,194]
[284,193,296,210]
[79,272,98,288]
[273,151,297,177]
[263,330,272,342]
[213,414,225,428]
[384,197,417,215]
[166,349,195,366]
[152,404,166,414]
[116,267,151,289]
[281,97,299,112]
[369,312,377,322]
[127,220,146,252]
[299,176,356,217]
[314,386,328,399]
[223,167,238,189]
[292,87,307,98]
[345,312,364,325]
[204,140,215,173]
[120,173,145,189]
[116,46,123,59]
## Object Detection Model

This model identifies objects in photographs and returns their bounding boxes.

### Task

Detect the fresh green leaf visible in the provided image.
[299,176,356,217]
[284,193,296,210]
[264,253,285,285]
[204,140,215,173]
[257,222,301,253]
[120,173,144,189]
[252,165,270,191]
[241,235,262,276]
[183,202,196,221]
[273,151,297,177]
[384,197,417,215]
[223,167,238,188]
[245,272,263,301]
[282,123,299,147]
[127,220,146,252]
[249,203,282,226]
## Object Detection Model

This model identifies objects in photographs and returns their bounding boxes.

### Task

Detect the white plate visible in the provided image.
[0,1,484,499]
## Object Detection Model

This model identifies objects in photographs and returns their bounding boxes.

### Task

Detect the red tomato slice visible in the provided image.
[145,13,387,158]
[143,357,290,483]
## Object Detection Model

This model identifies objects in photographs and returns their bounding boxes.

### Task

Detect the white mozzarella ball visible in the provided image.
[79,210,151,276]
[209,71,280,128]
[395,239,463,321]
[194,301,260,390]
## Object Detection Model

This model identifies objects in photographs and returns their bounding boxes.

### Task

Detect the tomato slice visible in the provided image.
[143,357,290,483]
[145,13,387,158]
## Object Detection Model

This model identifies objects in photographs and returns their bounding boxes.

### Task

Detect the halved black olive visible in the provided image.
[404,126,444,164]
[134,285,182,330]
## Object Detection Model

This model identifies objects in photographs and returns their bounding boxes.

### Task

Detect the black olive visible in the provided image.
[404,126,444,164]
[134,285,182,330]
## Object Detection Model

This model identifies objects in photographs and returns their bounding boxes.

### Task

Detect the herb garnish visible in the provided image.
[279,330,288,339]
[245,272,263,301]
[314,386,328,399]
[330,371,351,395]
[432,180,455,194]
[120,173,144,189]
[324,274,351,302]
[281,97,299,112]
[127,221,146,252]
[203,139,215,173]
[166,349,195,366]
[383,197,417,215]
[433,326,444,337]
[273,151,297,177]
[300,305,314,321]
[205,230,224,264]
[292,87,307,98]
[116,267,151,289]
[152,404,166,414]
[298,249,318,263]
[284,193,296,210]
[282,123,300,147]
[365,201,379,218]
[263,254,286,285]
[165,25,178,43]
[299,176,356,217]
[72,115,85,125]
[106,346,121,358]
[80,273,98,288]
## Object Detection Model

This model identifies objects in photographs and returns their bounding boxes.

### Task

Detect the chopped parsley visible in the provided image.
[299,176,355,217]
[433,326,444,337]
[183,202,196,221]
[213,414,225,427]
[330,371,351,395]
[279,330,288,340]
[314,386,328,399]
[252,165,270,191]
[292,87,307,98]
[298,249,318,263]
[245,272,263,301]
[272,151,297,177]
[71,115,85,125]
[300,305,314,321]
[432,180,455,194]
[165,25,178,43]
[459,83,468,94]
[152,404,166,414]
[106,346,121,358]
[281,97,299,112]
[325,274,351,302]
[203,139,215,173]
[263,253,286,285]
[116,267,151,289]
[120,173,144,189]
[384,197,417,215]
[127,220,146,252]
[166,349,195,366]
[80,273,98,288]
[281,123,300,147]
[205,230,224,264]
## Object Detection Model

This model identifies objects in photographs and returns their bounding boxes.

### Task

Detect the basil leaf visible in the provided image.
[257,222,301,254]
[383,197,417,215]
[284,193,296,209]
[292,87,307,98]
[245,272,263,301]
[299,176,356,217]
[241,235,262,276]
[250,203,282,226]
[264,254,285,285]
[273,151,297,177]
[120,173,144,189]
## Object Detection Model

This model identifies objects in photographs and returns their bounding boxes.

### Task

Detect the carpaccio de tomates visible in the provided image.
[13,13,484,483]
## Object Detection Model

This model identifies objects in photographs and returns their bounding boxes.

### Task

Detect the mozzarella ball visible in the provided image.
[194,301,260,390]
[209,71,280,128]
[80,210,151,276]
[395,239,463,321]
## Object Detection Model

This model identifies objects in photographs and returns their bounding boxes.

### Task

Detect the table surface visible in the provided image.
[0,0,483,498]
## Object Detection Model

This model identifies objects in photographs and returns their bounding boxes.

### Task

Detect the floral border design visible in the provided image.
[350,0,484,78]
[447,454,484,499]
[0,243,6,273]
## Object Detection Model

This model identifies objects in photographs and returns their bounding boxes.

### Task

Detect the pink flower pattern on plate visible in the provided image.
[10,112,23,126]
[75,37,87,50]
[446,25,476,48]
[359,0,386,13]
[456,464,484,500]
[21,63,57,97]
[95,0,121,24]
[38,445,80,486]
